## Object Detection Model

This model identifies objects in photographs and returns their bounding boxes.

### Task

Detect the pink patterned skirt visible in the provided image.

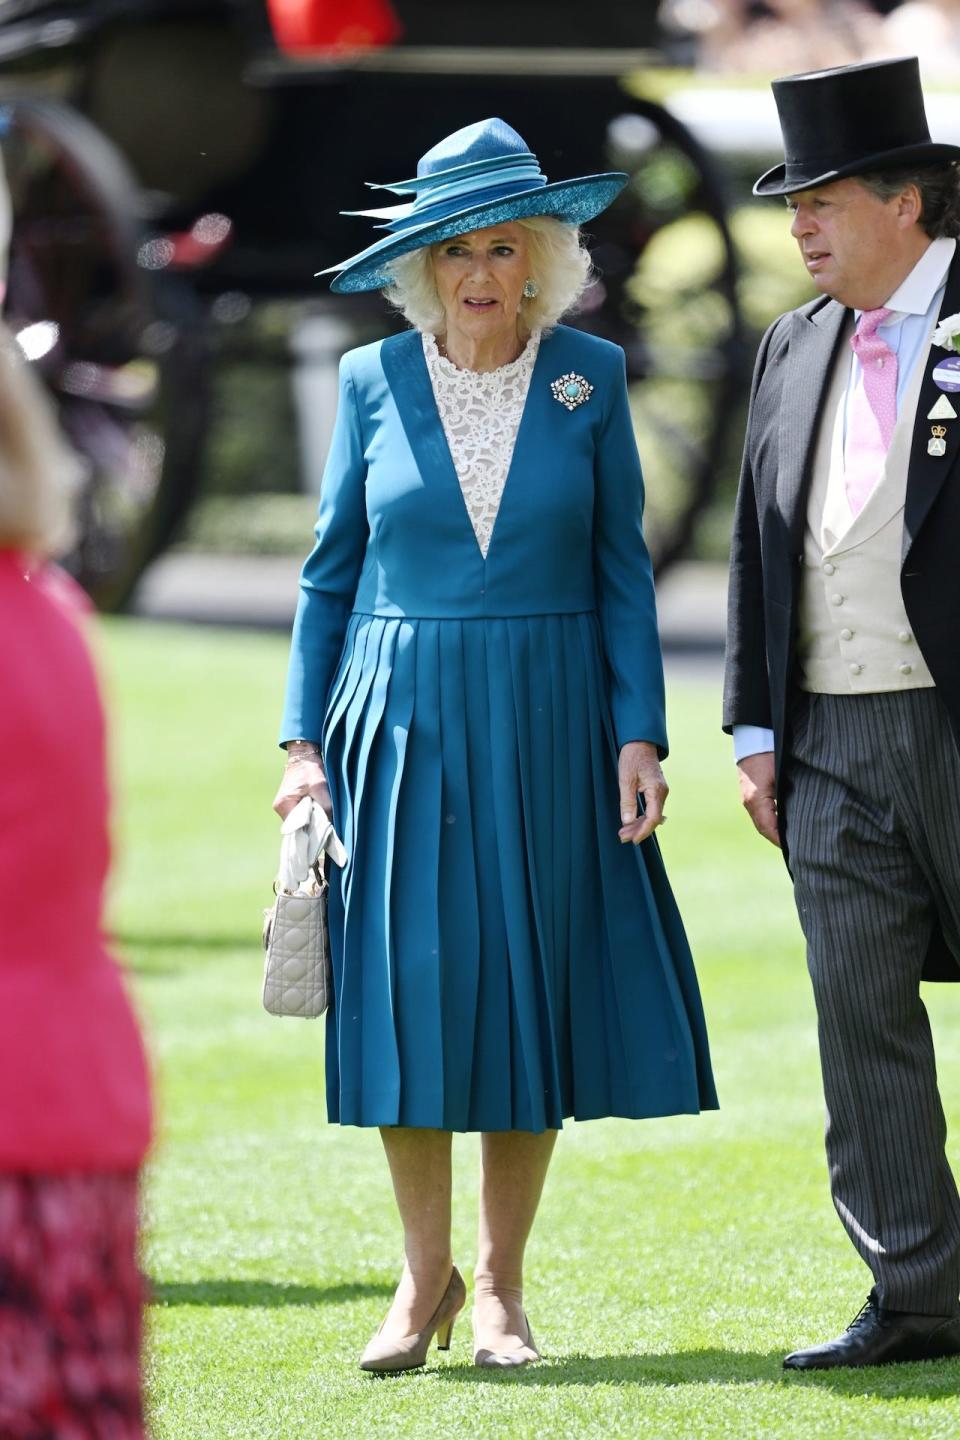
[0,1172,145,1440]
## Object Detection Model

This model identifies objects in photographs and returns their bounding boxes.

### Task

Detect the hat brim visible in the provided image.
[321,173,628,293]
[754,141,960,197]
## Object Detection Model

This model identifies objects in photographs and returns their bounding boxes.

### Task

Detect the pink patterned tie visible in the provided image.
[845,307,898,516]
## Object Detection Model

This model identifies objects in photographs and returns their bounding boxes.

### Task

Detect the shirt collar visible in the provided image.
[880,235,956,320]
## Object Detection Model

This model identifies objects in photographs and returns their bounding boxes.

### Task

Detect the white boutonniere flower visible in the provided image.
[932,312,960,352]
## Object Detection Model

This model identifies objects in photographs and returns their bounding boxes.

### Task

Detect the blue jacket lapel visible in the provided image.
[494,331,553,506]
[380,329,460,499]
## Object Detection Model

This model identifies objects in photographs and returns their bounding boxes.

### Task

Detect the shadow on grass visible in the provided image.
[116,933,257,975]
[436,1349,960,1396]
[787,1359,960,1400]
[149,1279,394,1308]
[117,933,253,952]
[436,1349,783,1387]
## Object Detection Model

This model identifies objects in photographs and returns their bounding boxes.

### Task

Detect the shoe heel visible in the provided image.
[436,1316,456,1352]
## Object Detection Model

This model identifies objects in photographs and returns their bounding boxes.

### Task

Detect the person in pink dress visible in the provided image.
[0,323,152,1438]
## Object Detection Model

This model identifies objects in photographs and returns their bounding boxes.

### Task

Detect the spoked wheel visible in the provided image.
[578,95,746,574]
[0,96,209,609]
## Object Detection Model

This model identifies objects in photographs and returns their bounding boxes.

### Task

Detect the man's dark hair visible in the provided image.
[858,161,960,240]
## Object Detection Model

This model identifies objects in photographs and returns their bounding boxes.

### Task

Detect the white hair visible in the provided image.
[0,322,76,556]
[382,215,593,335]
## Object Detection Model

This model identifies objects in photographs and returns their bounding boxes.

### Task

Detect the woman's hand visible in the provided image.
[273,749,332,820]
[617,740,668,844]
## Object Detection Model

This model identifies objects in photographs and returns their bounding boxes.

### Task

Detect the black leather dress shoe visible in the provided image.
[784,1293,960,1370]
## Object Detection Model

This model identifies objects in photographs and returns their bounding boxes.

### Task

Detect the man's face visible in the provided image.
[786,178,917,309]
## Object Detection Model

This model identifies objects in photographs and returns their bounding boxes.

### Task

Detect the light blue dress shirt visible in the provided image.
[733,235,956,763]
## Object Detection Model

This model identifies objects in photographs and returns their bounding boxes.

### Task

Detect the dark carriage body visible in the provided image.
[0,1,743,604]
[0,1,663,294]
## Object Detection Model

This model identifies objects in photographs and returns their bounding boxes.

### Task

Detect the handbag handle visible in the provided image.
[273,857,327,900]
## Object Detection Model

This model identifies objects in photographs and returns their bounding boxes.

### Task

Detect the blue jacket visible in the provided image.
[280,323,666,754]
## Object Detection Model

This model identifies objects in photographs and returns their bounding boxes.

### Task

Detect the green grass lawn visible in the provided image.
[98,619,960,1440]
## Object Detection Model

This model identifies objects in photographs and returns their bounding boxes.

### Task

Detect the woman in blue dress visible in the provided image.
[275,117,717,1373]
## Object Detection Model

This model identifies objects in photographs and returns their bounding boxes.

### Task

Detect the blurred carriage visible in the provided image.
[0,0,746,607]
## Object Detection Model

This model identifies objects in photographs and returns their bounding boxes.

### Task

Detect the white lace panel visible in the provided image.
[422,329,541,558]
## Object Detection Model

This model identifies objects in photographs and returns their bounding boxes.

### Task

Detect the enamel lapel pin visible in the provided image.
[926,315,960,455]
[928,424,948,458]
[927,393,957,420]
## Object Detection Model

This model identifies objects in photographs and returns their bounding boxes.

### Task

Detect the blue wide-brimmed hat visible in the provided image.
[320,117,628,294]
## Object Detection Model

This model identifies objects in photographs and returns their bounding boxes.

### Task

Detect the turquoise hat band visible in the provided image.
[344,163,551,235]
[401,160,547,219]
[375,175,555,236]
[321,117,628,295]
[371,150,541,196]
[322,174,627,294]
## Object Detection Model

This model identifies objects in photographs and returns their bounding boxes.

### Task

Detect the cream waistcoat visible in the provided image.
[796,313,936,694]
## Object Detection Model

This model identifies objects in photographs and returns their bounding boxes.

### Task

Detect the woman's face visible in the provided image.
[430,223,531,345]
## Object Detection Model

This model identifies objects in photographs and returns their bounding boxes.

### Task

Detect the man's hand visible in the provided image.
[618,740,668,844]
[737,751,780,848]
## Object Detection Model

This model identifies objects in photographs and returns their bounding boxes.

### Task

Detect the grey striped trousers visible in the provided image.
[783,687,960,1315]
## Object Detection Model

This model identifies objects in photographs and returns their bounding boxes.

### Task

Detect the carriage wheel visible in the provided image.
[579,94,747,575]
[0,96,209,610]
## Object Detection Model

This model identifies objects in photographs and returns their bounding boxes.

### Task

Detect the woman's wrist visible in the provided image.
[284,739,322,763]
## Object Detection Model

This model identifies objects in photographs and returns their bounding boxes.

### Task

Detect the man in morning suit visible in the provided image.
[724,56,960,1370]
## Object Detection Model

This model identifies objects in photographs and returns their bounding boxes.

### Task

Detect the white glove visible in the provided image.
[278,797,347,893]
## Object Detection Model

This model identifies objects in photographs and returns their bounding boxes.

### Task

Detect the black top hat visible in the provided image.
[754,56,960,197]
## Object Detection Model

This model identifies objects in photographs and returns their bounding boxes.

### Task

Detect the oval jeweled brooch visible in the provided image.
[550,372,593,411]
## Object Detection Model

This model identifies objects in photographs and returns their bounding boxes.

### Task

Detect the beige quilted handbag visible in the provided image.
[262,861,331,1018]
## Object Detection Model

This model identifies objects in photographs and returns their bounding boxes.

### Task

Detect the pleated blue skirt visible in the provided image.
[321,611,717,1132]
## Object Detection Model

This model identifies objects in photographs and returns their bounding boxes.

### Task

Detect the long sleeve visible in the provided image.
[279,356,369,748]
[593,349,667,756]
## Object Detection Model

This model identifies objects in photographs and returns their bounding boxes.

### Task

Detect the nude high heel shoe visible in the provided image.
[359,1267,466,1373]
[472,1311,541,1369]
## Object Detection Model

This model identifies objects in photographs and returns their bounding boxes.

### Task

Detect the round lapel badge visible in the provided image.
[931,354,960,392]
